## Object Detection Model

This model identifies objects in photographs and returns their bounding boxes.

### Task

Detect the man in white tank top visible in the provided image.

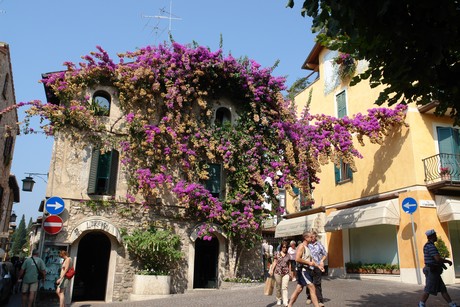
[287,231,320,307]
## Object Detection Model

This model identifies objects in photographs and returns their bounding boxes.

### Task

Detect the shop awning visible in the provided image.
[324,199,400,232]
[436,196,460,222]
[275,213,325,238]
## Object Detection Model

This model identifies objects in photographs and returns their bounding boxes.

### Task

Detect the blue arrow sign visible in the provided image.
[45,196,65,215]
[402,197,418,214]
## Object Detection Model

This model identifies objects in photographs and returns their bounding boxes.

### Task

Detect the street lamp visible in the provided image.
[22,172,48,192]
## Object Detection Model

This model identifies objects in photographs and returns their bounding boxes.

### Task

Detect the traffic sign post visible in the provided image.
[402,197,422,285]
[43,215,63,235]
[45,196,65,215]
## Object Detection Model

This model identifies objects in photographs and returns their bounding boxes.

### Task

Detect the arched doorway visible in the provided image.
[72,232,110,301]
[193,236,219,288]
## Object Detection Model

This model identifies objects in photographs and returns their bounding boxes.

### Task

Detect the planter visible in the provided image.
[392,269,400,275]
[442,174,451,181]
[130,274,171,301]
[376,269,384,274]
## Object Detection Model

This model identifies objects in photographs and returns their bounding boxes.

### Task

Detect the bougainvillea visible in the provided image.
[2,42,407,246]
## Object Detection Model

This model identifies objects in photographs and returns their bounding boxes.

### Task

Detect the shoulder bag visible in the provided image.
[31,257,44,281]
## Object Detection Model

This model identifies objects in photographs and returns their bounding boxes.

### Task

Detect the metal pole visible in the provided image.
[411,214,422,284]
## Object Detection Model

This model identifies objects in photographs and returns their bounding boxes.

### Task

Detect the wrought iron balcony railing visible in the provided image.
[422,153,460,183]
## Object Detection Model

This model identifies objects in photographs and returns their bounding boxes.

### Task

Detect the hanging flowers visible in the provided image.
[334,53,357,81]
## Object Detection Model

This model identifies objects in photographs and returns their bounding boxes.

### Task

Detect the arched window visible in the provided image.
[214,107,232,126]
[91,91,111,116]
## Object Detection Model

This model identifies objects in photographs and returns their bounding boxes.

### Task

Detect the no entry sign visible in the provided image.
[43,215,63,235]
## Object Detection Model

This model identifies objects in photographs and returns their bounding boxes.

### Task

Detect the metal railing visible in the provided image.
[422,153,460,182]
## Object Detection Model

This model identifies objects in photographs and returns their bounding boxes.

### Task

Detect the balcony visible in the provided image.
[423,153,460,194]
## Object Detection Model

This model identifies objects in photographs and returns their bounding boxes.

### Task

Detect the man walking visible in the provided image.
[306,231,327,306]
[418,229,457,307]
[18,249,46,307]
[287,231,319,307]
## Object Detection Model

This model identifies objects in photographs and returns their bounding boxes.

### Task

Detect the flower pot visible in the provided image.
[376,269,384,274]
[392,269,400,275]
[442,174,451,181]
[132,274,171,295]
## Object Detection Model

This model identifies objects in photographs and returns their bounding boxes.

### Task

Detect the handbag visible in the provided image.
[263,276,275,296]
[65,267,76,279]
[31,257,43,281]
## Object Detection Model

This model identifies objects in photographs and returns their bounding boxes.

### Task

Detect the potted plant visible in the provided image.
[123,226,184,297]
[435,236,450,258]
[391,264,400,275]
[440,167,451,180]
[334,53,357,81]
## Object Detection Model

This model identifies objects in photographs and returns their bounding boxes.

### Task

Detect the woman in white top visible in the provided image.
[287,240,297,281]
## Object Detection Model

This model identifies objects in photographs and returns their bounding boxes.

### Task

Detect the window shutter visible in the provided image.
[206,164,221,197]
[107,150,119,195]
[336,91,347,118]
[87,149,100,195]
[334,164,340,183]
[346,163,353,180]
[437,127,453,154]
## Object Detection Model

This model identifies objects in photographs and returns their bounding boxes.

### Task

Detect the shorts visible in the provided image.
[290,260,296,271]
[58,277,70,290]
[296,268,313,286]
[423,266,447,295]
[22,282,38,293]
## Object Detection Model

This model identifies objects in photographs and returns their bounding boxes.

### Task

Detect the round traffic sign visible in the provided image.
[43,215,63,235]
[402,197,418,214]
[45,196,65,215]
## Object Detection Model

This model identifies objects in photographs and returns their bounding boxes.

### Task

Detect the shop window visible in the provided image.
[87,149,119,195]
[91,91,111,116]
[205,163,222,198]
[214,107,232,126]
[3,136,13,165]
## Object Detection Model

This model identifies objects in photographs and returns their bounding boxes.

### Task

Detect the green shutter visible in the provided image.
[107,150,119,195]
[206,164,221,197]
[334,164,340,183]
[336,91,347,118]
[346,163,353,180]
[87,149,100,195]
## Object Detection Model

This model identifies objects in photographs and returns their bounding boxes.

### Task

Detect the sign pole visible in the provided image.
[402,197,422,285]
[410,213,422,285]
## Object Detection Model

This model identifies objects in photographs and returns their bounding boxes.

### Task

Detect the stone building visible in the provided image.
[37,46,275,304]
[0,42,20,254]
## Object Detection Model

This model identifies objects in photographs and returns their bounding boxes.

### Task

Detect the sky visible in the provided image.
[0,0,316,223]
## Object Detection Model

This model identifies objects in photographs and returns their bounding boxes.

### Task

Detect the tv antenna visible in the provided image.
[142,0,182,36]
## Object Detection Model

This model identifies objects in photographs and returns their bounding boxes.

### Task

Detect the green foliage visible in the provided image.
[123,226,183,275]
[286,76,310,102]
[436,236,451,259]
[287,0,460,124]
[10,215,27,256]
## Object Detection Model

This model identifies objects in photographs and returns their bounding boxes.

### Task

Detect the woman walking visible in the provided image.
[270,241,291,306]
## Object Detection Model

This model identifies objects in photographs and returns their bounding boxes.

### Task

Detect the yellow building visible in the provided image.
[276,43,460,285]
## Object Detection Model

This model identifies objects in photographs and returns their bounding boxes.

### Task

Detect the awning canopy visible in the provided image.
[275,213,325,238]
[325,199,400,232]
[436,196,460,222]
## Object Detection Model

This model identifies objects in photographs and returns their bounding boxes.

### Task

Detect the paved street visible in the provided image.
[5,277,460,306]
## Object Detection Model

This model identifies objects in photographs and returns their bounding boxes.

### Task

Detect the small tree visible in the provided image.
[123,226,183,275]
[10,215,27,256]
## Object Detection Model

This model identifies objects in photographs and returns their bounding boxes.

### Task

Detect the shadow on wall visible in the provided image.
[362,128,409,198]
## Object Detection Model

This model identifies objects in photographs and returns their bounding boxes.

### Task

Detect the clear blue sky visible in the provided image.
[0,0,315,223]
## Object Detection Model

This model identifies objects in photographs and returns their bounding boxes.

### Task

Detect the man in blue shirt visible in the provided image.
[418,229,457,307]
[306,231,327,306]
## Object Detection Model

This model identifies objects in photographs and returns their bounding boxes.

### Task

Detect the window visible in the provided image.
[87,149,119,195]
[335,90,352,183]
[205,163,222,198]
[2,73,9,100]
[3,136,13,165]
[336,90,347,118]
[335,160,353,183]
[437,127,460,180]
[215,107,232,126]
[91,91,111,116]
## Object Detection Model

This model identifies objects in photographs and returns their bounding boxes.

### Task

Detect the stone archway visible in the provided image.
[188,224,227,290]
[69,217,121,302]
